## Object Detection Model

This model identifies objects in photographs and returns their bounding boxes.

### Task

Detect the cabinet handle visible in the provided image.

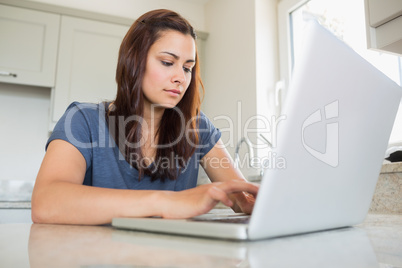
[0,71,17,78]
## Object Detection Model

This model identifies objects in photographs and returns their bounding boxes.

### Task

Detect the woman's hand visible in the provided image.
[229,191,257,214]
[200,139,260,216]
[160,180,259,219]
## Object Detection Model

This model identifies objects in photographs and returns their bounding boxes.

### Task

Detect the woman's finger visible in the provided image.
[216,180,259,196]
[207,186,233,207]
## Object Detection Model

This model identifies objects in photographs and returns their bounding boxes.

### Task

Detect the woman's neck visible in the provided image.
[142,104,164,130]
[140,105,164,163]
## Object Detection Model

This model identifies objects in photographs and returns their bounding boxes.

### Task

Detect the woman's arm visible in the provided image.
[31,140,165,224]
[200,139,258,214]
[32,140,258,224]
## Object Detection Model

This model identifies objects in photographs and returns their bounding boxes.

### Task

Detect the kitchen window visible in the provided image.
[278,0,402,144]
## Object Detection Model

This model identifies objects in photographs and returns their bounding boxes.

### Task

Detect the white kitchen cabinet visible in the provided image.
[0,4,60,87]
[365,0,402,55]
[52,16,129,123]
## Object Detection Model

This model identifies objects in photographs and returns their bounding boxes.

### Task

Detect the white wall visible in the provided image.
[0,83,50,182]
[203,0,256,178]
[255,0,280,160]
[202,0,279,177]
[25,0,207,31]
[255,0,279,120]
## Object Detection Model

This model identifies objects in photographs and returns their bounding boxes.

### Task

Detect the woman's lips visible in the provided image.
[165,89,181,95]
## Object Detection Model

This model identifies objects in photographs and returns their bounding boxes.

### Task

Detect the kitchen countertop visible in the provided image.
[0,213,401,268]
[381,161,402,173]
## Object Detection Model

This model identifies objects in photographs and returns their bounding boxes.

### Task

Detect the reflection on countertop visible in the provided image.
[0,213,401,268]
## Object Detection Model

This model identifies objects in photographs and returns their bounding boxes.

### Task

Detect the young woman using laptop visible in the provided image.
[31,9,258,225]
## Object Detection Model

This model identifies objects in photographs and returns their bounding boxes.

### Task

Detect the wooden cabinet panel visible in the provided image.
[52,16,129,122]
[0,4,59,87]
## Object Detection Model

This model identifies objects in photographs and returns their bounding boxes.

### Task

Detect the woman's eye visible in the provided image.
[161,61,173,67]
[183,67,192,73]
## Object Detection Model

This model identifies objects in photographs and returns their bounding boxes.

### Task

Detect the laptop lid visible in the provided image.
[248,20,402,239]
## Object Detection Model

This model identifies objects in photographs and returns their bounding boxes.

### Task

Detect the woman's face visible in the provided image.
[142,30,196,111]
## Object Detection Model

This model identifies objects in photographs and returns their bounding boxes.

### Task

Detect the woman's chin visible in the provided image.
[150,102,179,110]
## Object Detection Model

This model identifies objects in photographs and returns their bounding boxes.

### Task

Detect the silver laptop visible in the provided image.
[112,20,402,240]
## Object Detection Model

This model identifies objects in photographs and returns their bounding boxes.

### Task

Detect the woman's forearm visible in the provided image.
[31,179,259,224]
[31,181,164,225]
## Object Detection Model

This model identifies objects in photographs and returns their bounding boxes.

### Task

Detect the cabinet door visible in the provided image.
[0,4,60,87]
[52,16,129,123]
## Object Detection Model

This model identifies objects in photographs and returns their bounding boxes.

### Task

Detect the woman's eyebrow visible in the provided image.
[161,51,195,63]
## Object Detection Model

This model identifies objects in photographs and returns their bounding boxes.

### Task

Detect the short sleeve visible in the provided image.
[197,111,221,156]
[46,102,98,169]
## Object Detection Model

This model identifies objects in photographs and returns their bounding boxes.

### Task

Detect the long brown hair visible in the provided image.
[109,9,203,181]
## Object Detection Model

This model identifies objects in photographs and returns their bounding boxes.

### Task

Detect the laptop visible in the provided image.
[112,20,402,240]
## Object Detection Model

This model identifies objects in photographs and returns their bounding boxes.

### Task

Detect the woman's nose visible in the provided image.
[172,67,186,84]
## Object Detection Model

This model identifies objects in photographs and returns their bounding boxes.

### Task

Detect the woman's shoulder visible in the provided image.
[52,101,108,136]
[196,111,221,146]
[48,101,110,150]
[197,111,213,127]
[65,101,107,115]
[62,101,108,124]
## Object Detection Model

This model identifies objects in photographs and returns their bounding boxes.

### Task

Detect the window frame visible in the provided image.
[277,0,402,145]
[277,0,310,115]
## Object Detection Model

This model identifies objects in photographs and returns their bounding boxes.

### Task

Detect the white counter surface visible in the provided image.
[0,213,401,268]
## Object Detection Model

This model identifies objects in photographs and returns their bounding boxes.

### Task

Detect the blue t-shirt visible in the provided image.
[47,102,221,191]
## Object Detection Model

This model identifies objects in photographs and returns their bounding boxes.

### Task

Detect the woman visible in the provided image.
[31,9,258,225]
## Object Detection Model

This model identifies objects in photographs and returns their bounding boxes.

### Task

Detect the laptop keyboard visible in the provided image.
[190,215,250,224]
